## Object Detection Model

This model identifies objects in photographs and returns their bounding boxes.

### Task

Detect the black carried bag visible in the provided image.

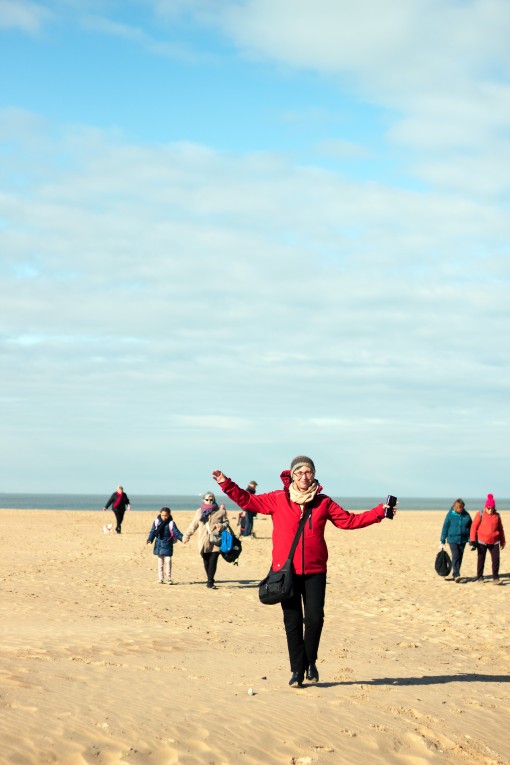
[435,548,452,577]
[259,506,312,605]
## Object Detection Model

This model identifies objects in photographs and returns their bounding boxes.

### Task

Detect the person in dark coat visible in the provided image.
[146,507,183,584]
[241,480,258,537]
[440,498,472,582]
[103,485,130,533]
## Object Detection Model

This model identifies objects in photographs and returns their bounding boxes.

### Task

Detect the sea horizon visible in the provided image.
[0,492,507,512]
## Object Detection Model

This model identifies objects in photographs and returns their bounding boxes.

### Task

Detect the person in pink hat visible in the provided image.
[470,493,506,584]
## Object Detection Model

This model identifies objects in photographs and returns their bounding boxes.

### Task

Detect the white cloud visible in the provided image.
[314,138,372,160]
[2,117,508,416]
[80,13,209,61]
[218,0,510,93]
[205,0,510,195]
[0,0,52,32]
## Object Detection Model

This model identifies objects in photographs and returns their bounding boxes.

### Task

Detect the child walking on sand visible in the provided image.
[470,493,506,584]
[147,507,183,584]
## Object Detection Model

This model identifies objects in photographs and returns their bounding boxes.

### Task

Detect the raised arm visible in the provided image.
[212,470,276,515]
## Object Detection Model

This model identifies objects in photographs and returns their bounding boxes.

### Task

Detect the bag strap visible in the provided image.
[286,505,312,562]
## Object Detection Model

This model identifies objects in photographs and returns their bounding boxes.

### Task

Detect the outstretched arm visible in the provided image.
[328,499,387,530]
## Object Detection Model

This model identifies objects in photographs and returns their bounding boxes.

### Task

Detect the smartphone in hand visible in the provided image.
[385,495,397,519]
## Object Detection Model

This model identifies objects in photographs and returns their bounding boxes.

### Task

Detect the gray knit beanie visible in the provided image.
[290,455,316,476]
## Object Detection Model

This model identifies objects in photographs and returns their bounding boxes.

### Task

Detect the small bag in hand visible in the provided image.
[206,521,222,546]
[258,505,312,605]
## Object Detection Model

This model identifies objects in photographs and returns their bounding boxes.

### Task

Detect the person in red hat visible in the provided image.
[470,493,506,584]
[212,456,396,687]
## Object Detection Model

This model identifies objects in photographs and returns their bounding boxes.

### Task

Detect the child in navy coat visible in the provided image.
[146,507,183,584]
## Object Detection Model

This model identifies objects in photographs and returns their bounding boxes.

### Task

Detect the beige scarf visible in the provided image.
[289,480,319,509]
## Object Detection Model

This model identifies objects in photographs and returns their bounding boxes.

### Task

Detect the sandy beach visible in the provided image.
[0,508,508,765]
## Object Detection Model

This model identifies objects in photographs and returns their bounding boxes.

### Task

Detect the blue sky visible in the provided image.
[1,0,509,498]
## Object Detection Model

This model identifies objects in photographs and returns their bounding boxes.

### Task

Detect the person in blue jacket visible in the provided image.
[147,507,183,584]
[440,499,472,582]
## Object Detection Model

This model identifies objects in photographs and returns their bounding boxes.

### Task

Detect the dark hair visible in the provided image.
[453,498,465,510]
[160,506,173,519]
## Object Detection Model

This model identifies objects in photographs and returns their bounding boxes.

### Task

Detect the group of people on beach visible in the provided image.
[440,494,506,584]
[146,482,260,588]
[102,459,505,689]
[103,482,258,589]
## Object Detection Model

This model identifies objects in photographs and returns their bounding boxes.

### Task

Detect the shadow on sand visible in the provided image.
[317,672,510,689]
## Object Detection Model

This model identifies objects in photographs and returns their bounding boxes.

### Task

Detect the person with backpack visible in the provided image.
[146,507,183,584]
[182,492,229,589]
[470,493,506,584]
[212,456,396,687]
[439,499,472,582]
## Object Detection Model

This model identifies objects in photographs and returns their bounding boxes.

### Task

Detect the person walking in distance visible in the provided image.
[241,481,258,538]
[182,492,229,589]
[103,485,131,534]
[470,493,506,584]
[440,499,472,582]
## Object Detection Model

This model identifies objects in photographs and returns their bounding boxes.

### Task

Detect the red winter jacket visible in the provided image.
[470,510,506,547]
[219,471,385,574]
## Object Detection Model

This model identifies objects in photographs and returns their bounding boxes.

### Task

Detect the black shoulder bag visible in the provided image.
[258,505,312,605]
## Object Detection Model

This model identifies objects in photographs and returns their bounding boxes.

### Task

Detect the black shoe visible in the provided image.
[206,583,218,589]
[289,671,304,688]
[306,663,319,683]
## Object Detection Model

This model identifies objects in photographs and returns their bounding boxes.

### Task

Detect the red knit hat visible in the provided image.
[485,493,496,509]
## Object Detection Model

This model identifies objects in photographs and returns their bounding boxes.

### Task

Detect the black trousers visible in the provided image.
[281,572,327,673]
[242,511,255,536]
[113,508,126,533]
[201,551,220,585]
[476,543,500,579]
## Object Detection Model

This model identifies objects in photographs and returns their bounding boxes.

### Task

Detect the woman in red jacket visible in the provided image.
[213,455,396,687]
[470,493,506,584]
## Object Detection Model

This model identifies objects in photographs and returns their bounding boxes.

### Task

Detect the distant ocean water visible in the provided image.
[0,493,507,512]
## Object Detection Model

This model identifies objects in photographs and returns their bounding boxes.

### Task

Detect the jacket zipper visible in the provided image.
[300,504,313,574]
